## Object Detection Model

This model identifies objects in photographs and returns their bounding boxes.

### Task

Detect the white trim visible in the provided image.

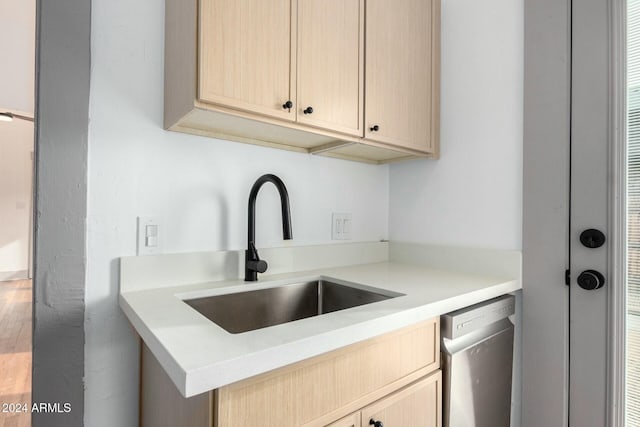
[608,0,627,425]
[523,0,572,424]
[0,107,34,119]
[0,270,29,281]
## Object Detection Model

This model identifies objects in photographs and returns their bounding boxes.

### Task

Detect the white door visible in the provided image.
[570,0,610,424]
[524,0,627,425]
[570,0,624,426]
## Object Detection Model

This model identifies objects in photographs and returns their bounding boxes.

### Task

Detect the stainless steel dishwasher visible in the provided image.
[441,294,515,427]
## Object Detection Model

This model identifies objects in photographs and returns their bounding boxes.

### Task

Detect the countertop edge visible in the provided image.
[119,294,190,396]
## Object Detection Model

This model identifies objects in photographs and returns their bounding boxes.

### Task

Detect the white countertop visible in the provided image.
[120,257,521,397]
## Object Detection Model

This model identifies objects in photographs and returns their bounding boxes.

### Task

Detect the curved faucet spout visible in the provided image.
[245,174,293,281]
[247,174,292,245]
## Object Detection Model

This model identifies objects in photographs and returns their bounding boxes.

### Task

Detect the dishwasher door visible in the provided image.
[441,295,515,427]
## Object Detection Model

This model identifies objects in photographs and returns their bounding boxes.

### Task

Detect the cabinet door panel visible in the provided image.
[360,371,442,427]
[297,0,364,136]
[365,0,438,152]
[199,0,295,121]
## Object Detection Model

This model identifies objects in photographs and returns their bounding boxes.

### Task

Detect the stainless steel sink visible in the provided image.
[184,279,401,334]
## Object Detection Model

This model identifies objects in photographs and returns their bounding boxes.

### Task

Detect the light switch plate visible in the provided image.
[332,213,352,240]
[137,216,162,255]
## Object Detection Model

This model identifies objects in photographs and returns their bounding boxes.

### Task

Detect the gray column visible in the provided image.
[33,0,90,425]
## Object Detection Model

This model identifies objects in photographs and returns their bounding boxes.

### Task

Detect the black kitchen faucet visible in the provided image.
[245,174,292,281]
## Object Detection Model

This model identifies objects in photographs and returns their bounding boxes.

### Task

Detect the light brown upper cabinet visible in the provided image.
[364,0,440,152]
[164,0,440,164]
[198,0,295,121]
[296,0,364,136]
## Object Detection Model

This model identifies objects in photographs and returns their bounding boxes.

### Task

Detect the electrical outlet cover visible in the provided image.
[137,216,162,255]
[332,213,352,240]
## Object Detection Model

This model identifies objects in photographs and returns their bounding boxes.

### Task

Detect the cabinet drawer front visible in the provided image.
[361,371,442,427]
[326,412,360,427]
[216,319,439,427]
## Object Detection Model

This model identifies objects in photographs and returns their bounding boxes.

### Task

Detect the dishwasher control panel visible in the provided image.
[441,294,515,340]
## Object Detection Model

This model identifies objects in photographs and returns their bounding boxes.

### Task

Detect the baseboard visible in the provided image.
[0,270,29,281]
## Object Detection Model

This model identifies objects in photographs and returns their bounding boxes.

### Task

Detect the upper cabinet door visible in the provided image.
[198,0,296,121]
[364,0,439,152]
[296,0,364,136]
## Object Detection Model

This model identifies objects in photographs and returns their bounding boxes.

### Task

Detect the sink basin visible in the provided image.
[184,279,401,334]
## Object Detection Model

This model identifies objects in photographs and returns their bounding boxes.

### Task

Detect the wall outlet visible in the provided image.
[332,213,352,240]
[137,216,162,255]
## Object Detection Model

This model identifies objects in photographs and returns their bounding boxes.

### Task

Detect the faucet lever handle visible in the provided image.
[247,259,268,274]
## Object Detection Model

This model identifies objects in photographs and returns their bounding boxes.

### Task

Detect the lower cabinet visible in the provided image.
[323,372,441,427]
[359,372,442,427]
[141,318,441,427]
[325,413,360,427]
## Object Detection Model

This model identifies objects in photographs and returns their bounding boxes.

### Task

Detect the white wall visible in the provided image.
[0,119,33,277]
[85,0,389,425]
[389,0,523,251]
[0,0,35,279]
[0,0,35,115]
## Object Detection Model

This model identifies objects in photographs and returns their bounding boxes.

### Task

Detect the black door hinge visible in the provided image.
[565,269,571,286]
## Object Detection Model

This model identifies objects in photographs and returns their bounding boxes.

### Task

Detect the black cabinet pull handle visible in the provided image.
[282,100,293,111]
[370,125,380,132]
[369,419,383,427]
[303,106,314,115]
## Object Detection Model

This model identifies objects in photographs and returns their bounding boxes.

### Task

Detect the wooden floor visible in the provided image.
[0,280,31,427]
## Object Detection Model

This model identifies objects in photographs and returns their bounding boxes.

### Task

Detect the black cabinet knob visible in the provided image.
[577,270,605,290]
[370,125,380,132]
[369,419,383,427]
[303,106,314,114]
[580,229,606,249]
[282,100,293,110]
